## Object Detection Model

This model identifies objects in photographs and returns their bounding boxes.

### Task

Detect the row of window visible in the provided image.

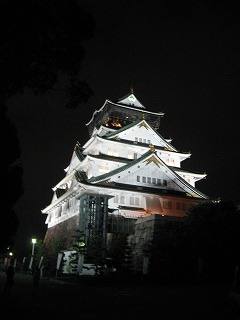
[106,147,176,164]
[49,197,193,224]
[107,148,119,156]
[165,158,175,164]
[99,165,110,172]
[49,198,78,220]
[163,200,192,211]
[114,195,140,205]
[137,175,167,186]
[135,137,151,144]
[107,149,138,160]
[113,195,192,212]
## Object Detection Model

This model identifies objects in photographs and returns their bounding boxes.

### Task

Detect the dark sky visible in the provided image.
[7,0,240,254]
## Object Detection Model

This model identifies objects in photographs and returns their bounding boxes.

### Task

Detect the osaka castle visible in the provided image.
[42,88,208,274]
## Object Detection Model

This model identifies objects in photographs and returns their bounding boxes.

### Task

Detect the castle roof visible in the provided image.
[116,92,145,109]
[85,92,164,136]
[75,148,208,199]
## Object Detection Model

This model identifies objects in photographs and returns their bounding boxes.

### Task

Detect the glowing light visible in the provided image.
[31,238,37,256]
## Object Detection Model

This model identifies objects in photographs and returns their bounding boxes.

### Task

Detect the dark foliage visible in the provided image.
[0,0,95,253]
[68,229,86,274]
[0,104,23,252]
[180,200,240,282]
[0,0,95,104]
[182,201,240,261]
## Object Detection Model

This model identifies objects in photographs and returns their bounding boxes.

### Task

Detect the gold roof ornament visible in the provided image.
[130,85,134,93]
[143,155,161,167]
[141,113,145,119]
[138,121,150,129]
[74,141,81,148]
[149,143,155,152]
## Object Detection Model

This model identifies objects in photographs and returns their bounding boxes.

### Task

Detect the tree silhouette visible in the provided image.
[69,229,86,274]
[181,200,240,281]
[0,0,95,253]
[0,104,23,253]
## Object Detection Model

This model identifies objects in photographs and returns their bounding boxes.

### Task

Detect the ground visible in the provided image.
[1,271,240,320]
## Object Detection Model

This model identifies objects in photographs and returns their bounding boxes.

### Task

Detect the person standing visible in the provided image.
[3,263,14,296]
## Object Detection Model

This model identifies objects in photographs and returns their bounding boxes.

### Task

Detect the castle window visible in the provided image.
[99,165,109,172]
[114,195,119,203]
[108,148,113,156]
[163,200,172,209]
[55,207,61,217]
[120,195,125,204]
[163,179,167,186]
[157,179,161,185]
[134,153,138,159]
[147,139,151,144]
[113,149,119,157]
[130,196,140,206]
[128,151,134,159]
[147,177,151,183]
[137,176,140,182]
[62,201,68,214]
[130,196,134,205]
[152,178,156,184]
[142,177,146,183]
[143,139,146,143]
[108,148,118,157]
[139,138,142,143]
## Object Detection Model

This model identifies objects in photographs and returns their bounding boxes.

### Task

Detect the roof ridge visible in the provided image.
[105,118,143,137]
[86,149,153,183]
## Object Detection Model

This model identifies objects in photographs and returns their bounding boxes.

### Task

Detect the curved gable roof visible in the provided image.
[116,93,145,109]
[104,119,177,152]
[77,148,208,199]
[104,119,142,138]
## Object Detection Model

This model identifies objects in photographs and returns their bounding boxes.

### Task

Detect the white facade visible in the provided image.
[42,92,208,240]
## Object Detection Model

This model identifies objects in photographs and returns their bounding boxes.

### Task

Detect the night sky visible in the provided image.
[7,0,240,254]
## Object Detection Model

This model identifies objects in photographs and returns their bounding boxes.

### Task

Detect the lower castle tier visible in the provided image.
[42,91,208,253]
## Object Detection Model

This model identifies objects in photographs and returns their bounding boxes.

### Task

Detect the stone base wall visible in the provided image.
[43,214,190,278]
[132,214,184,275]
[43,215,78,250]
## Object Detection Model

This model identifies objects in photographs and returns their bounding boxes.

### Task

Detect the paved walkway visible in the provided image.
[1,271,240,320]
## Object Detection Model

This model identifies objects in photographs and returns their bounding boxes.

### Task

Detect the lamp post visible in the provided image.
[31,238,37,256]
[9,252,13,266]
[29,238,37,272]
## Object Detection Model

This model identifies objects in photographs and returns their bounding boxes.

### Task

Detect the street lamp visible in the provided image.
[31,238,37,255]
[8,251,13,266]
[29,238,37,272]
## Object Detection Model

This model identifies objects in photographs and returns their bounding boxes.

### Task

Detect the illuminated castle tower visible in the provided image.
[42,89,208,274]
